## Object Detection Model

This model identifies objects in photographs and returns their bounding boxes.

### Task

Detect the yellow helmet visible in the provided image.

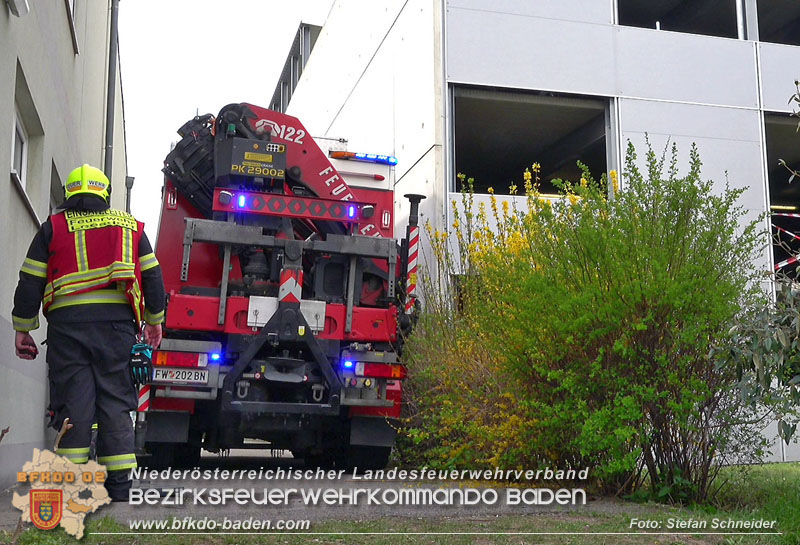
[65,164,111,201]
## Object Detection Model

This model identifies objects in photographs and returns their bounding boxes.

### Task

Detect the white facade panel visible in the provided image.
[395,150,440,235]
[287,0,406,135]
[446,8,760,109]
[619,99,771,278]
[324,50,396,152]
[446,6,616,96]
[759,42,800,113]
[288,0,442,242]
[620,98,765,211]
[391,0,438,184]
[615,27,758,108]
[446,191,532,234]
[446,0,613,25]
[761,420,784,463]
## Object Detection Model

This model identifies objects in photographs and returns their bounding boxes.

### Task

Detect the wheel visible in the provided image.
[301,451,337,469]
[173,429,203,468]
[174,444,201,468]
[142,442,175,470]
[341,446,391,470]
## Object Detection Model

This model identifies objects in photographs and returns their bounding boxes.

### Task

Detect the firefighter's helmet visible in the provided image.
[65,164,111,201]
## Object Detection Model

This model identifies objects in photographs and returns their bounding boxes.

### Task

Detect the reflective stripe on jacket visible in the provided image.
[43,209,145,322]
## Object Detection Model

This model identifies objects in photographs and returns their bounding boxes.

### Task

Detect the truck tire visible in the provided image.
[301,451,336,469]
[143,442,175,470]
[141,442,200,469]
[174,444,201,468]
[342,446,391,470]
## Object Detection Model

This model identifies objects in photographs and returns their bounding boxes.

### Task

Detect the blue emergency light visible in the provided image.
[348,205,356,218]
[343,360,354,369]
[238,195,246,208]
[330,150,398,166]
[354,153,397,166]
[210,353,221,362]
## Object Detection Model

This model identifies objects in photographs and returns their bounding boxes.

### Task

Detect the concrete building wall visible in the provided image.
[444,0,799,462]
[284,0,800,462]
[0,0,127,487]
[760,42,800,114]
[286,0,443,234]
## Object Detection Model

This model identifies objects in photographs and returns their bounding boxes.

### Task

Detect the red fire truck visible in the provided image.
[135,103,423,469]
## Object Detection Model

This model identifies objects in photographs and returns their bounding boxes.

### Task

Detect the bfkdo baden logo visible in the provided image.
[30,489,63,530]
[12,449,111,539]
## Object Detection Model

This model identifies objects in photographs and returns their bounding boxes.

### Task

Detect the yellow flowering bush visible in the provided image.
[398,142,767,502]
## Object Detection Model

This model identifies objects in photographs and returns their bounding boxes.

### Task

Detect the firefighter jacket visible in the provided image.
[12,197,165,331]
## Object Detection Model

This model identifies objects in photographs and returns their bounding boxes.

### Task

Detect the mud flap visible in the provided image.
[143,412,190,443]
[350,416,396,447]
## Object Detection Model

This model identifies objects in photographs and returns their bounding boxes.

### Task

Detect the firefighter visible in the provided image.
[11,164,165,501]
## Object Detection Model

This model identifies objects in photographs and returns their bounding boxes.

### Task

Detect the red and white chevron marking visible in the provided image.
[137,385,151,412]
[279,269,303,303]
[773,224,800,242]
[775,255,800,271]
[405,226,419,314]
[773,213,800,219]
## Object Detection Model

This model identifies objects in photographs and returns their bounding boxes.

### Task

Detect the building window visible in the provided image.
[11,108,28,190]
[757,0,800,46]
[452,87,609,195]
[13,61,46,225]
[765,114,800,273]
[617,0,738,39]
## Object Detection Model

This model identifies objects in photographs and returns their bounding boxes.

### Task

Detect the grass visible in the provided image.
[0,510,787,545]
[2,464,798,545]
[710,463,800,542]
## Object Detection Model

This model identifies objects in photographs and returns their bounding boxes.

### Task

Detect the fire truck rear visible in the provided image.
[135,103,423,469]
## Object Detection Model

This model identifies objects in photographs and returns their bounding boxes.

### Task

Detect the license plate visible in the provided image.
[152,367,209,385]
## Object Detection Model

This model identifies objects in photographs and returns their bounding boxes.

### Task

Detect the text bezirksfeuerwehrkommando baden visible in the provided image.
[129,486,587,506]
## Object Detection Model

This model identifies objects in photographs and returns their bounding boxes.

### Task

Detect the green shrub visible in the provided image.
[714,277,800,443]
[399,141,768,502]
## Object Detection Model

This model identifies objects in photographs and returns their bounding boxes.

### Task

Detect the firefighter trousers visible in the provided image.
[46,319,138,500]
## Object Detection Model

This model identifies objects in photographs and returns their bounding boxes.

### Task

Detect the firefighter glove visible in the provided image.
[129,342,153,386]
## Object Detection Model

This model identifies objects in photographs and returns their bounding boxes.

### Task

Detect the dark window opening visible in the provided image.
[618,0,738,39]
[453,87,608,195]
[758,0,800,46]
[766,114,800,272]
